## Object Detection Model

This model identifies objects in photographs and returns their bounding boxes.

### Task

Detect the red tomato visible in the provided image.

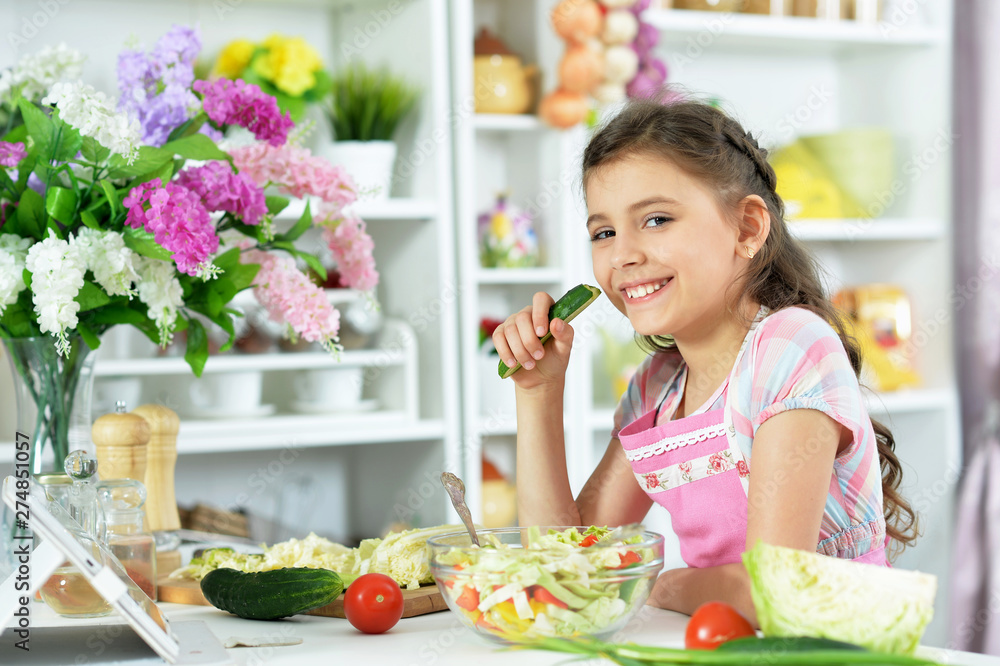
[580,534,600,548]
[344,573,405,634]
[684,602,756,650]
[614,550,642,568]
[456,584,479,611]
[528,585,568,609]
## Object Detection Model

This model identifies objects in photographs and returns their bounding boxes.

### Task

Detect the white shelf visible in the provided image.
[644,9,945,52]
[94,348,404,376]
[475,267,564,285]
[473,114,545,132]
[0,417,448,462]
[586,387,957,432]
[275,197,438,222]
[788,218,945,241]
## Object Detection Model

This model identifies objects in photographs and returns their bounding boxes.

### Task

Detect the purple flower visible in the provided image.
[194,78,294,147]
[117,25,202,146]
[0,141,27,168]
[175,161,268,226]
[123,179,220,277]
[26,173,46,197]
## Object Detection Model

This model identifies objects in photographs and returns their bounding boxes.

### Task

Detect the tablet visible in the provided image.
[0,476,179,662]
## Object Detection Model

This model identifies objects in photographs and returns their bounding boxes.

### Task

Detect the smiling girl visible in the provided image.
[493,98,918,623]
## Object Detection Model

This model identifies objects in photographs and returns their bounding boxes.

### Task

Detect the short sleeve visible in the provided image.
[610,350,682,440]
[747,308,865,457]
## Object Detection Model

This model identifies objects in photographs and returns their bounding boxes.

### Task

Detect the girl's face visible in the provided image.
[586,152,747,340]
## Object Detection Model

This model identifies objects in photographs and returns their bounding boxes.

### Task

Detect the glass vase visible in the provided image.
[1,336,97,576]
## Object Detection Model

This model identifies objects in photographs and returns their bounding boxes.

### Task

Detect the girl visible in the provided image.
[493,98,918,623]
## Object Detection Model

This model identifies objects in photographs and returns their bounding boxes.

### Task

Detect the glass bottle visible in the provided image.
[97,478,157,600]
[39,451,112,618]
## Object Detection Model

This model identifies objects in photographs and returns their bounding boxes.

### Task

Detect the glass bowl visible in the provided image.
[428,526,665,644]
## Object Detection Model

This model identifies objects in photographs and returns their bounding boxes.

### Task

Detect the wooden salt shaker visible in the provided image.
[92,401,151,483]
[132,403,181,534]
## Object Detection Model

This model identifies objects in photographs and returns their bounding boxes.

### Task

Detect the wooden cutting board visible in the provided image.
[156,576,449,619]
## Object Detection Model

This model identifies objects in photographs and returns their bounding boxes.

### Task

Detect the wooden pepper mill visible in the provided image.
[132,403,181,535]
[92,401,151,483]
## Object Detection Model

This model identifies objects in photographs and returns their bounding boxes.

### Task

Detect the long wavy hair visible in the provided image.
[582,97,917,555]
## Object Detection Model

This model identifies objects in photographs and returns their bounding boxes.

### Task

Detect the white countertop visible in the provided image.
[10,600,1000,666]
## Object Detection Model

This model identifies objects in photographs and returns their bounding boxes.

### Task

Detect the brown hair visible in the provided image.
[582,97,917,556]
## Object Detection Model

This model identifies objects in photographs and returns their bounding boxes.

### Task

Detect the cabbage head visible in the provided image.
[743,541,936,655]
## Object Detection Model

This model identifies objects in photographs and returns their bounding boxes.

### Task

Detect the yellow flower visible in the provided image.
[490,211,513,240]
[212,39,255,79]
[252,34,323,97]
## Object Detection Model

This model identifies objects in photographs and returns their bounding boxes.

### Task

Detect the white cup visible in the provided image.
[93,377,143,416]
[189,371,263,414]
[293,367,363,409]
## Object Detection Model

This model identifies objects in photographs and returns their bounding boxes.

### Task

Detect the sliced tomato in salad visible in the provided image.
[580,533,600,548]
[613,550,642,568]
[456,584,479,611]
[528,585,568,609]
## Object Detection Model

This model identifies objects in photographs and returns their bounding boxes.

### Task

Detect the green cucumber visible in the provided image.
[200,567,343,620]
[498,283,602,379]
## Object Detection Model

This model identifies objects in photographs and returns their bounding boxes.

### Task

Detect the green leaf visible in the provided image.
[123,227,173,261]
[265,195,290,216]
[274,201,311,242]
[80,210,101,230]
[3,124,28,146]
[107,146,171,180]
[184,318,209,378]
[17,98,55,159]
[80,136,111,164]
[75,280,112,312]
[50,122,83,162]
[0,300,39,338]
[17,188,46,239]
[165,112,207,143]
[161,133,231,163]
[15,153,37,190]
[225,263,259,293]
[99,180,120,218]
[45,186,79,225]
[212,247,241,273]
[76,322,101,350]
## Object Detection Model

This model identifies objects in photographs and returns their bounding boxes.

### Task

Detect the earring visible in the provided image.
[746,246,755,259]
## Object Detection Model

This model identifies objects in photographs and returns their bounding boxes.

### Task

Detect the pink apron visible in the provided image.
[618,322,889,568]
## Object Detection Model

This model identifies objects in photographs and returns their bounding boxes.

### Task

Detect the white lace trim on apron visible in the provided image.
[624,423,728,462]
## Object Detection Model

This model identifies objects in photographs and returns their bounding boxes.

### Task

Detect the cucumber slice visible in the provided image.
[497,283,602,379]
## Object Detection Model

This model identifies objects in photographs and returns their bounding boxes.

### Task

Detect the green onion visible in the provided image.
[512,636,941,665]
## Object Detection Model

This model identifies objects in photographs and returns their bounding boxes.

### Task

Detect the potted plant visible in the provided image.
[323,63,419,201]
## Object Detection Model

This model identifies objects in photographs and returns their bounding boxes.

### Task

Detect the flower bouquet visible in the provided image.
[210,34,331,122]
[0,26,377,473]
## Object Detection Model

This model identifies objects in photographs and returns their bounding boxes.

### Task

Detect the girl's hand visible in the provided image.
[492,291,575,391]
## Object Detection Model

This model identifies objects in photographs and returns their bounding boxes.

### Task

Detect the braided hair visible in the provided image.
[581,98,917,556]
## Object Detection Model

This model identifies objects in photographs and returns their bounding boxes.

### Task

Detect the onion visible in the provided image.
[551,0,603,43]
[559,44,605,94]
[538,90,590,129]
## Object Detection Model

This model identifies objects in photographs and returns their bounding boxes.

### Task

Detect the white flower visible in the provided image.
[24,230,86,356]
[0,44,85,102]
[0,234,32,315]
[72,228,139,298]
[134,256,184,347]
[41,81,141,165]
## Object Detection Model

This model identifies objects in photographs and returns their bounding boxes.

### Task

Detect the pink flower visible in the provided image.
[175,161,267,225]
[707,453,725,474]
[231,142,357,212]
[321,213,378,293]
[644,472,660,490]
[677,461,692,476]
[242,249,340,350]
[123,179,219,277]
[0,141,27,168]
[736,460,750,478]
[193,78,293,146]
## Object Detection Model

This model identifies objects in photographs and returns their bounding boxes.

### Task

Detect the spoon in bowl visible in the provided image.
[440,472,480,547]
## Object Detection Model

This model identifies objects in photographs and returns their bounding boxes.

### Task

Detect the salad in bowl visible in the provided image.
[428,525,665,643]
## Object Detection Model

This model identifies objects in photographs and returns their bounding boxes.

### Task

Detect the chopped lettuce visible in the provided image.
[170,524,467,589]
[437,526,659,640]
[744,541,937,655]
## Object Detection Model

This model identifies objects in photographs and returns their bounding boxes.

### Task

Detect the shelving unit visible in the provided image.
[0,0,462,544]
